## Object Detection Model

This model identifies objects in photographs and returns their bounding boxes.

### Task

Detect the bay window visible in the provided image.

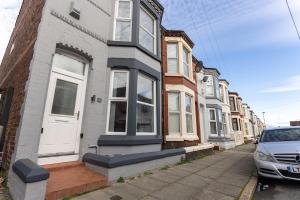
[168,92,180,134]
[206,76,214,96]
[222,113,227,135]
[229,97,236,111]
[183,47,190,77]
[136,74,156,134]
[232,118,239,131]
[185,94,193,133]
[113,0,132,42]
[209,109,217,134]
[167,43,178,73]
[139,6,156,53]
[107,71,129,134]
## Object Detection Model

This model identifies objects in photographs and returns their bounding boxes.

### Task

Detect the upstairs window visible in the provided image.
[167,43,178,73]
[229,97,236,111]
[183,47,190,77]
[114,0,133,42]
[220,85,224,103]
[206,76,214,96]
[139,6,156,54]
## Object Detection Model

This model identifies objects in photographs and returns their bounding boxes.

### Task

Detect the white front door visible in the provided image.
[38,53,88,165]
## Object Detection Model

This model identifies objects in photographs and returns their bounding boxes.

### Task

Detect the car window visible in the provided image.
[261,128,300,142]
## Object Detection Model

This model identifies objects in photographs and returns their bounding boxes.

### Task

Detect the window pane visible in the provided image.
[137,75,153,104]
[168,59,178,73]
[139,28,154,53]
[168,93,179,111]
[51,79,78,115]
[185,95,192,113]
[53,54,85,75]
[183,63,189,77]
[136,103,154,132]
[206,85,214,96]
[209,110,216,120]
[115,21,131,41]
[169,113,180,133]
[140,8,154,34]
[183,47,188,63]
[210,122,217,134]
[118,1,131,18]
[112,72,127,98]
[108,101,127,132]
[167,43,177,58]
[186,114,193,133]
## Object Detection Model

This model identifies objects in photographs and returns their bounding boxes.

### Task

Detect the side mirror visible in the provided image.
[254,139,259,145]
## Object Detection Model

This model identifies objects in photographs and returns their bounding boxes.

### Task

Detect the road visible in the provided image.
[253,177,300,200]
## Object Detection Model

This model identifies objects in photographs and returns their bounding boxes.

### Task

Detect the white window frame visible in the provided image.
[136,73,157,135]
[139,6,157,54]
[209,108,218,135]
[106,70,129,135]
[113,0,133,41]
[185,94,193,134]
[167,43,179,73]
[222,113,227,135]
[168,91,181,135]
[206,76,214,97]
[182,46,190,78]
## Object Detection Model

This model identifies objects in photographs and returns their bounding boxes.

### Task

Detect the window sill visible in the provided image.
[98,135,162,146]
[166,134,199,142]
[107,40,161,62]
[164,73,195,84]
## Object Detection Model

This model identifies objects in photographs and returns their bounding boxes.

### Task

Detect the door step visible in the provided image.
[43,161,108,200]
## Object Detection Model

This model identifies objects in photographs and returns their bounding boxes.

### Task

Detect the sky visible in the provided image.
[0,0,300,127]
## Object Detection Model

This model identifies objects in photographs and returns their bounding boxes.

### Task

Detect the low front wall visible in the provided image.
[86,154,183,182]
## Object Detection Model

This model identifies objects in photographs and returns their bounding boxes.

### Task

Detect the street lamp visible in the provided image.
[262,112,266,128]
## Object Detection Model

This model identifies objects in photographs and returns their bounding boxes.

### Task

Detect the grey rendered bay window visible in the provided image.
[209,109,217,134]
[108,71,129,133]
[206,76,214,96]
[167,43,178,73]
[136,74,156,134]
[114,0,132,42]
[168,92,180,133]
[139,6,156,54]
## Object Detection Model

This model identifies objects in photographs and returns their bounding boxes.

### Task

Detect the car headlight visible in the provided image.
[255,151,275,162]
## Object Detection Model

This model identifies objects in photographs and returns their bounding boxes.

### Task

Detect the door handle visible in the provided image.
[55,119,69,122]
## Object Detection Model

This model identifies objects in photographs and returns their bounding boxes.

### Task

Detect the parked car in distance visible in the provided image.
[254,126,300,180]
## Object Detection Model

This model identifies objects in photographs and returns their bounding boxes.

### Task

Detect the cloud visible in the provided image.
[261,75,300,93]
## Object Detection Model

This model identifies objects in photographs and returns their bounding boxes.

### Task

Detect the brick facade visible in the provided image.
[161,30,202,149]
[0,0,45,170]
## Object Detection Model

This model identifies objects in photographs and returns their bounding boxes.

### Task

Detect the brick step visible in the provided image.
[45,162,108,200]
[42,161,84,172]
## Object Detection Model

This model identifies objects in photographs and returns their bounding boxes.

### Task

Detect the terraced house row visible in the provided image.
[0,0,264,199]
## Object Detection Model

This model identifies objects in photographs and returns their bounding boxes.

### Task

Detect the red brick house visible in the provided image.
[161,29,203,149]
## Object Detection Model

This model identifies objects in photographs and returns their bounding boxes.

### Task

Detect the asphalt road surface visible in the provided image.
[253,177,300,200]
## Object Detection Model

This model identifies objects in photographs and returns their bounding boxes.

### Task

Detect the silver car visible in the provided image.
[254,126,300,181]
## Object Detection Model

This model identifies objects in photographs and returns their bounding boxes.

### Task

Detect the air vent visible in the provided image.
[70,1,81,20]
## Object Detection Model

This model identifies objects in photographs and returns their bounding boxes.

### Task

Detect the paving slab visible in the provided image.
[178,174,210,189]
[151,183,199,200]
[192,189,235,200]
[128,176,169,193]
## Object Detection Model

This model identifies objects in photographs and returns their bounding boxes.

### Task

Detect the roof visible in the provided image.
[229,91,239,96]
[163,29,194,48]
[204,67,221,76]
[219,79,230,85]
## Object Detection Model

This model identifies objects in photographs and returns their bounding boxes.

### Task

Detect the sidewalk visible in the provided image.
[73,143,256,200]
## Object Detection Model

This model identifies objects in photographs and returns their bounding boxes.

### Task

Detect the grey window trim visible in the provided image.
[108,0,162,62]
[106,58,161,140]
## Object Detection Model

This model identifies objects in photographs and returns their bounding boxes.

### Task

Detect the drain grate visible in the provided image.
[110,195,123,200]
